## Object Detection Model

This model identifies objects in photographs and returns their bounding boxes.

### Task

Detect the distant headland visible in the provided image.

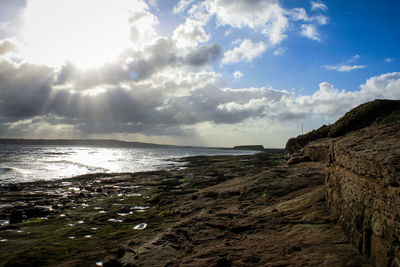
[0,138,177,148]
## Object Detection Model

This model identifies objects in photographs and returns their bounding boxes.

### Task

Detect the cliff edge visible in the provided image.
[286,99,400,154]
[286,100,400,266]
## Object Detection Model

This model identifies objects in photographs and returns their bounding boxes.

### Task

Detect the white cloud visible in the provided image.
[215,0,289,45]
[310,1,327,11]
[285,72,400,120]
[180,0,289,46]
[287,7,328,25]
[287,6,327,42]
[174,0,329,51]
[222,39,267,65]
[323,55,366,72]
[128,8,159,49]
[324,64,367,72]
[384,58,395,63]
[172,19,209,48]
[147,0,157,6]
[273,47,286,56]
[187,1,213,23]
[288,8,309,21]
[233,70,243,79]
[300,24,321,42]
[359,72,400,99]
[314,15,328,25]
[173,0,195,14]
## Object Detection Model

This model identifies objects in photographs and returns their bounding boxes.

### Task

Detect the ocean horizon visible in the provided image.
[0,144,260,184]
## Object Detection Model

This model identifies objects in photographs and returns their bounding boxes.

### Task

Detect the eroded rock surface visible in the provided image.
[292,121,400,266]
[104,159,369,267]
[326,121,400,267]
[1,152,371,266]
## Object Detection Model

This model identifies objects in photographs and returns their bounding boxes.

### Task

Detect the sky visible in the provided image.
[0,0,399,148]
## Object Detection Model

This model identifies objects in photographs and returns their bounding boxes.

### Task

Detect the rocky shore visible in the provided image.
[0,151,370,266]
[290,121,400,267]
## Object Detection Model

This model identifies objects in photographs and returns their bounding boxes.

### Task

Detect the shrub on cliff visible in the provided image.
[328,99,400,137]
[286,99,400,154]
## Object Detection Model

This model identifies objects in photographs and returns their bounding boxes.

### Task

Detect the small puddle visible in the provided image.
[107,218,123,223]
[133,223,147,230]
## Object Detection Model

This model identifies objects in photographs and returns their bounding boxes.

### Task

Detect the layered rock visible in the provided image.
[293,121,400,266]
[326,121,400,267]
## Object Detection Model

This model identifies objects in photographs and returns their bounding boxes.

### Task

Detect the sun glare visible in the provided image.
[21,0,136,69]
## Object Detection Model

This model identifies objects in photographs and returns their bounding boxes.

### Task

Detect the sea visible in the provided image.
[0,145,258,184]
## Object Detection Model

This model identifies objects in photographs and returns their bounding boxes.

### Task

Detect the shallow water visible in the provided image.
[0,145,258,184]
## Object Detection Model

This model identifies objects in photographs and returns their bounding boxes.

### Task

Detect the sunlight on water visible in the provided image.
[0,145,259,184]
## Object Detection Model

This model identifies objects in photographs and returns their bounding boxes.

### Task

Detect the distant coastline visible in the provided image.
[0,138,182,149]
[0,138,284,151]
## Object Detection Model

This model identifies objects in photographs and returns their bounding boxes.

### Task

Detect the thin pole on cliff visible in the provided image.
[302,123,303,135]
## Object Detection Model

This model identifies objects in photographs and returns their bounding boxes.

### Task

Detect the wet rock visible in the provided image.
[25,207,50,219]
[9,209,24,224]
[6,184,21,192]
[214,257,232,267]
[102,255,121,267]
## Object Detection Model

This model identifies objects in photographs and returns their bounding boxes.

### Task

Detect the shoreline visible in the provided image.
[0,151,369,266]
[0,146,269,186]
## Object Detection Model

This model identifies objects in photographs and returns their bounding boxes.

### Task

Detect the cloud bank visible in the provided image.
[1,38,399,145]
[0,0,398,147]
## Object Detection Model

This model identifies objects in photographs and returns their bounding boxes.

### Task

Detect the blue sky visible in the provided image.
[0,0,399,147]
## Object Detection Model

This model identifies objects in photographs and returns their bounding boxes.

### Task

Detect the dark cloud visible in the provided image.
[186,44,222,66]
[55,61,131,89]
[2,30,397,140]
[0,61,53,119]
[0,55,292,136]
[130,38,178,80]
[55,38,221,85]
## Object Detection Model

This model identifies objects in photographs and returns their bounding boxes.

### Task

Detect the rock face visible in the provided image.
[326,121,400,267]
[295,121,400,266]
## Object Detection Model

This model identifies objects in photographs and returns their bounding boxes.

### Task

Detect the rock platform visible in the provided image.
[0,152,369,266]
